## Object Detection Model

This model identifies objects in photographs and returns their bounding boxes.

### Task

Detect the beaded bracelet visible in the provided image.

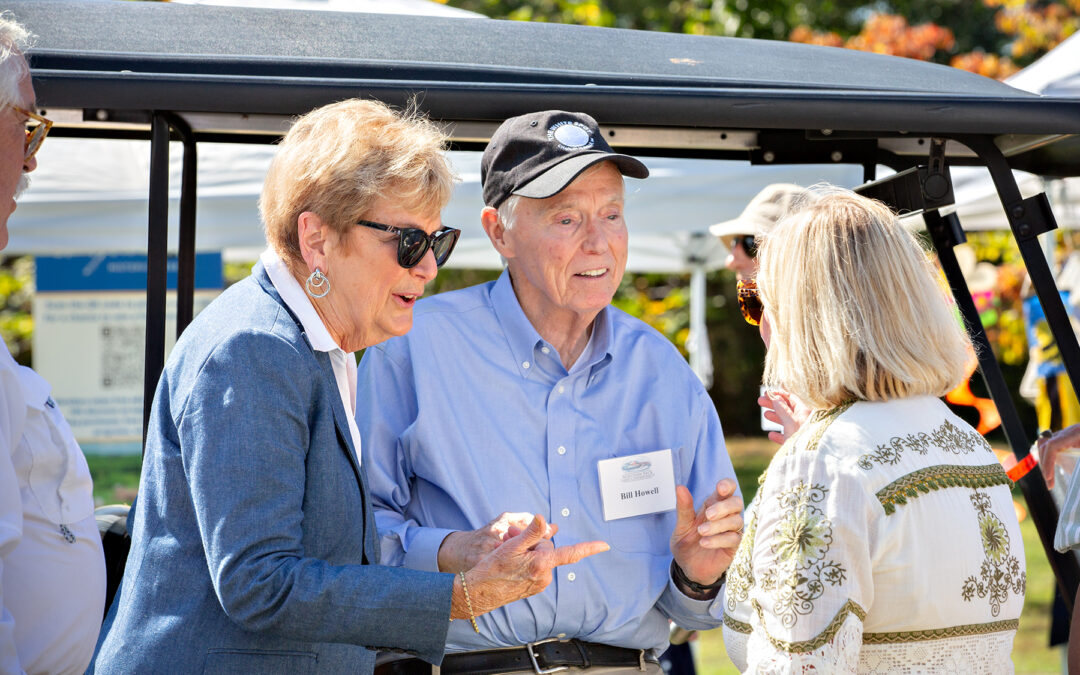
[459,571,480,633]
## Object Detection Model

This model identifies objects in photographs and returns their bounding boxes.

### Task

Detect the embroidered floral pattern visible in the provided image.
[961,491,1025,616]
[724,501,758,611]
[803,400,856,454]
[756,400,854,488]
[759,482,847,628]
[858,419,992,470]
[751,598,866,653]
[875,464,1013,515]
[862,619,1020,644]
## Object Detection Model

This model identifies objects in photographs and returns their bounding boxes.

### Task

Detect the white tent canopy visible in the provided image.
[951,33,1080,231]
[1005,31,1080,98]
[11,142,863,271]
[10,138,861,387]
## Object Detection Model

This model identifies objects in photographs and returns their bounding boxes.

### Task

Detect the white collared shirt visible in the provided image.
[1,340,105,675]
[261,249,363,465]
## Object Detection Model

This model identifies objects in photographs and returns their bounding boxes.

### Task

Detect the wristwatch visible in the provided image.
[670,560,725,594]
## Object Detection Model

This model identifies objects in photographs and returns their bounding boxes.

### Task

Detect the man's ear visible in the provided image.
[297,211,330,272]
[481,206,514,260]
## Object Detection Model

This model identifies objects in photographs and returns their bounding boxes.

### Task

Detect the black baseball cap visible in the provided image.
[481,110,649,208]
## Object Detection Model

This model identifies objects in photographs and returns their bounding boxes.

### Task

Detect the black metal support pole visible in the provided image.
[162,112,198,339]
[927,210,1080,610]
[960,136,1080,410]
[142,113,170,451]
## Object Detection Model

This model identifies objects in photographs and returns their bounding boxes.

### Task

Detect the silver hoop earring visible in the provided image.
[305,267,330,299]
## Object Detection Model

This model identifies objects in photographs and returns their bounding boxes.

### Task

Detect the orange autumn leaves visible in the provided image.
[791,1,1079,81]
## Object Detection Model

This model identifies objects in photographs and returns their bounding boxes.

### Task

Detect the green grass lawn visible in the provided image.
[85,439,1066,674]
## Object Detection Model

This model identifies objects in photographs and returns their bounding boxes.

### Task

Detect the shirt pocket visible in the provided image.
[601,446,683,555]
[606,508,676,555]
[203,649,317,675]
[40,403,95,523]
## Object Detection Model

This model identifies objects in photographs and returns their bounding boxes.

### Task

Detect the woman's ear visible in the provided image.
[297,211,329,272]
[481,206,514,260]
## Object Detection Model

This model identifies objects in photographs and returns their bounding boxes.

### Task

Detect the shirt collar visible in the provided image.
[261,248,341,354]
[490,268,614,379]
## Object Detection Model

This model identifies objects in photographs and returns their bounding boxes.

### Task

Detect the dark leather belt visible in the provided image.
[375,638,656,674]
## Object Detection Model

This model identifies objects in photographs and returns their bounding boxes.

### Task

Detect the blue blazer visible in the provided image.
[92,264,453,674]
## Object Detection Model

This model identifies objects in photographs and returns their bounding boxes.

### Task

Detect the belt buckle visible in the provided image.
[526,637,570,675]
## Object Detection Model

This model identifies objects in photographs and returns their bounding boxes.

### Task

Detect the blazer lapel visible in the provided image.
[254,264,377,561]
[312,351,378,564]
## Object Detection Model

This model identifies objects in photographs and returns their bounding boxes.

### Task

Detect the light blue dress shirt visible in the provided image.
[356,270,737,654]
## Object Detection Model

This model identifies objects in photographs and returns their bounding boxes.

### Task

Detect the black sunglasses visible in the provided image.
[731,235,758,258]
[357,220,460,269]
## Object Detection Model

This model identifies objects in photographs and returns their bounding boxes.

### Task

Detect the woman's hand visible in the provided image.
[1039,425,1080,489]
[437,512,550,574]
[450,515,608,619]
[758,389,811,444]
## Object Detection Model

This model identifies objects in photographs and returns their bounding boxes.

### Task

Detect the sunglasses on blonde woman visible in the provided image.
[357,219,461,269]
[11,106,52,161]
[737,278,763,326]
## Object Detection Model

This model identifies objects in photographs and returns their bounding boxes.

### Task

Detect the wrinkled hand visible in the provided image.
[670,480,743,594]
[1039,425,1080,489]
[451,514,608,619]
[758,389,811,445]
[438,512,547,573]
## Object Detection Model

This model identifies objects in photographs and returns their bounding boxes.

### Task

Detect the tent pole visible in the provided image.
[142,113,170,453]
[686,234,712,388]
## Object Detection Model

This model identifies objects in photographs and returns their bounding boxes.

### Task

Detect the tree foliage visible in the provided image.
[0,256,34,367]
[440,0,1078,76]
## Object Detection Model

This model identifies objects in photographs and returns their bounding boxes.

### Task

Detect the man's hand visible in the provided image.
[759,389,811,445]
[1039,425,1080,489]
[669,480,743,598]
[438,512,550,573]
[451,515,608,619]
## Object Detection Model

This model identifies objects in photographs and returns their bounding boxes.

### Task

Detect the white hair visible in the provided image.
[0,12,30,110]
[497,195,521,231]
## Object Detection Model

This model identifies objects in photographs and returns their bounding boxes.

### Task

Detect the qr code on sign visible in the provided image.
[100,325,143,388]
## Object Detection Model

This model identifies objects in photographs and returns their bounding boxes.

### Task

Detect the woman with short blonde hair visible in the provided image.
[722,188,1024,674]
[261,98,456,276]
[758,188,970,409]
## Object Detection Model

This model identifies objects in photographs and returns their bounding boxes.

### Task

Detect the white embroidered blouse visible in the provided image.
[719,395,1024,674]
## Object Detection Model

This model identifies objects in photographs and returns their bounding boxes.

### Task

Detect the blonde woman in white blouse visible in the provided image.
[721,188,1024,673]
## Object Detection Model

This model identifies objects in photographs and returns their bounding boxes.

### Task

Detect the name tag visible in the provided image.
[597,449,676,521]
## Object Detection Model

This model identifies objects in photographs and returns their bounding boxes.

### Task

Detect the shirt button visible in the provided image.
[561,507,570,518]
[557,446,567,455]
[557,385,565,394]
[522,361,530,369]
[567,572,576,582]
[541,347,550,354]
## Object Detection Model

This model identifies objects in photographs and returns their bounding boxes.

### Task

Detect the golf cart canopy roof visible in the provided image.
[11,0,1080,174]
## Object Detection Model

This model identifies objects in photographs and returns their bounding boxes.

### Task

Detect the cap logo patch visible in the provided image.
[548,121,594,151]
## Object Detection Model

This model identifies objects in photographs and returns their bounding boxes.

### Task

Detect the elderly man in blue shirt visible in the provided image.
[357,110,743,675]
